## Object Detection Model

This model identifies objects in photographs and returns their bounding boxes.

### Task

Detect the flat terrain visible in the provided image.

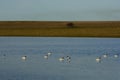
[0,21,120,37]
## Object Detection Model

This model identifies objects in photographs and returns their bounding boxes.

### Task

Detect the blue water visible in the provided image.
[0,37,120,80]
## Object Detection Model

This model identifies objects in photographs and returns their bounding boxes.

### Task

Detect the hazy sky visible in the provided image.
[0,0,120,21]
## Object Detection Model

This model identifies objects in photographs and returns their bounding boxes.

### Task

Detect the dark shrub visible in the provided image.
[66,22,74,28]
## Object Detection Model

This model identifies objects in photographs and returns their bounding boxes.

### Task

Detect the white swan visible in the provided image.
[103,54,108,58]
[22,56,27,60]
[59,57,64,62]
[47,52,52,56]
[114,54,119,58]
[96,57,101,63]
[44,55,48,59]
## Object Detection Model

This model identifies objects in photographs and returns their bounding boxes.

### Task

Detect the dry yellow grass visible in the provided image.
[0,21,120,37]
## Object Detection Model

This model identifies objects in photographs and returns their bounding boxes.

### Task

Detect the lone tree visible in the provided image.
[66,22,74,28]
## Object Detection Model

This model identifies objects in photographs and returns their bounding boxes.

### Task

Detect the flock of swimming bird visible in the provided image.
[1,51,119,63]
[21,52,120,63]
[21,52,71,63]
[95,54,119,63]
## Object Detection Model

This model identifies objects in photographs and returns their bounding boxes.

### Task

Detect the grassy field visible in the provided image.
[0,21,120,37]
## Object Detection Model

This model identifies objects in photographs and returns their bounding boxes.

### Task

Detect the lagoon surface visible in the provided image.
[0,37,120,80]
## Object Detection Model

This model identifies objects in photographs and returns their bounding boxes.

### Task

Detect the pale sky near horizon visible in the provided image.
[0,0,120,21]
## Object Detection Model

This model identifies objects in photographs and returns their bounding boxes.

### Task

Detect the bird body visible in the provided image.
[114,54,119,58]
[22,56,27,60]
[103,54,108,58]
[44,55,48,59]
[96,57,101,63]
[47,52,52,56]
[59,57,64,62]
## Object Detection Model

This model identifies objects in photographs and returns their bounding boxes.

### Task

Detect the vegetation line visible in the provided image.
[0,21,120,37]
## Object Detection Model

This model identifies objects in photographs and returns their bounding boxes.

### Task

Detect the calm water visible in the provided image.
[0,37,120,80]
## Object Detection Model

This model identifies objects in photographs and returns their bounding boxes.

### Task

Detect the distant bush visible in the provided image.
[66,22,74,28]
